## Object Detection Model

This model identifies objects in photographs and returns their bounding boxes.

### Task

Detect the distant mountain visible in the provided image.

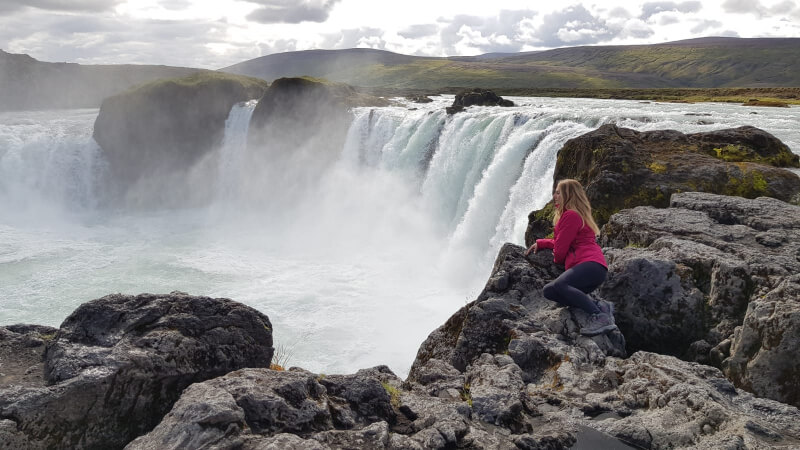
[0,50,207,111]
[221,37,800,90]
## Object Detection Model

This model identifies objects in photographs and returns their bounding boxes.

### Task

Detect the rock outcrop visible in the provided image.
[599,192,800,408]
[126,232,800,449]
[92,72,269,207]
[446,88,514,114]
[0,292,274,450]
[525,124,800,245]
[244,77,389,208]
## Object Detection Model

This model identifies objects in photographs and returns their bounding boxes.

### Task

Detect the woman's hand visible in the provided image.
[524,243,538,256]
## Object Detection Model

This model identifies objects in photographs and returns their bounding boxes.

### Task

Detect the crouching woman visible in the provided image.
[525,179,617,336]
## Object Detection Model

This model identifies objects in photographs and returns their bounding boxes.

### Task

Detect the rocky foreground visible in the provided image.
[1,191,799,449]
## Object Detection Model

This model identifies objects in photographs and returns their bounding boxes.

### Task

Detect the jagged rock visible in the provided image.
[446,88,514,114]
[525,124,800,244]
[93,72,269,207]
[598,192,800,407]
[0,292,274,450]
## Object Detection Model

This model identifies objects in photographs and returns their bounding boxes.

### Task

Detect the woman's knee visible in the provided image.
[543,279,566,300]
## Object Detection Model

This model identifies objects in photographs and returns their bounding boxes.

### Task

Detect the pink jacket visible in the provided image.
[536,209,607,270]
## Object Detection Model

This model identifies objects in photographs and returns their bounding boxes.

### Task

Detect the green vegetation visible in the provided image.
[382,382,401,408]
[124,71,269,96]
[461,383,473,407]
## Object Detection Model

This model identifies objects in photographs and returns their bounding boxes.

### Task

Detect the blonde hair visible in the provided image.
[553,179,600,235]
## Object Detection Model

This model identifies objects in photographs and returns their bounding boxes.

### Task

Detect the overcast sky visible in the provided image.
[1,0,799,69]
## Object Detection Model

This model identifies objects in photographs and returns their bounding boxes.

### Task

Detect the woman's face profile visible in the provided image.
[553,186,563,207]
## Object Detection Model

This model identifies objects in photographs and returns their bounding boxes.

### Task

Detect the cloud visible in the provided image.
[0,0,121,13]
[245,0,341,24]
[690,19,723,33]
[722,0,762,14]
[398,24,438,39]
[0,10,236,68]
[320,27,387,50]
[533,5,614,47]
[641,1,702,19]
[438,9,536,54]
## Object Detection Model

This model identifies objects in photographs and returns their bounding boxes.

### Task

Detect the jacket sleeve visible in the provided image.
[552,211,581,264]
[535,238,554,249]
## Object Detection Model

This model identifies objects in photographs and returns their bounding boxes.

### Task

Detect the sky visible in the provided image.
[1,0,799,69]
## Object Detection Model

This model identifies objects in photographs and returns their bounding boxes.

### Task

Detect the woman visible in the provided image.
[524,179,617,336]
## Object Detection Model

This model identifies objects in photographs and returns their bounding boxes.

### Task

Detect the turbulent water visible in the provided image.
[1,97,799,377]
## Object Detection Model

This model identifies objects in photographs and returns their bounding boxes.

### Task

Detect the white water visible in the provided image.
[2,98,799,377]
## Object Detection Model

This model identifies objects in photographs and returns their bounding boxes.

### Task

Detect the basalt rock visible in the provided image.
[446,88,514,114]
[525,124,800,245]
[0,292,274,450]
[93,72,269,208]
[598,192,800,408]
[128,235,800,449]
[244,77,389,209]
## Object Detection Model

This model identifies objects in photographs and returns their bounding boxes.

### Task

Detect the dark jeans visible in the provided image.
[543,261,607,314]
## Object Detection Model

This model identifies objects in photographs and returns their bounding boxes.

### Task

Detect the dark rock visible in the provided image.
[446,88,514,114]
[525,124,800,245]
[245,77,387,208]
[93,72,269,208]
[0,292,273,450]
[599,192,800,407]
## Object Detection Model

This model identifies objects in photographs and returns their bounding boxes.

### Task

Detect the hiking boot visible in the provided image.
[594,300,615,324]
[580,313,618,336]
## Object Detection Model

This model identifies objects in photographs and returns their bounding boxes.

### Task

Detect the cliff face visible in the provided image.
[92,72,269,207]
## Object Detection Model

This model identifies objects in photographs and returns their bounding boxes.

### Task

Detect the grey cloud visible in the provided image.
[398,24,438,39]
[608,7,633,19]
[641,1,702,19]
[0,0,121,13]
[690,19,722,33]
[257,39,300,55]
[246,0,341,24]
[722,0,762,14]
[658,14,680,25]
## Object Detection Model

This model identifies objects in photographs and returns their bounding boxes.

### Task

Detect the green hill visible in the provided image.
[0,50,207,111]
[221,37,800,91]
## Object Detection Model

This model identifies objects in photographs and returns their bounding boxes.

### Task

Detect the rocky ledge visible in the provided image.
[2,191,800,449]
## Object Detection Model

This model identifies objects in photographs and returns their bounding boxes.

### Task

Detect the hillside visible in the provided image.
[0,50,207,111]
[221,37,800,91]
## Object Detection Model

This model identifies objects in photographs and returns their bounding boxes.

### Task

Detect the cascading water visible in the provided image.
[1,97,799,377]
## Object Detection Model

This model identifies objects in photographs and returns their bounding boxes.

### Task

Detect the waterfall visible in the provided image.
[0,109,105,217]
[216,100,258,203]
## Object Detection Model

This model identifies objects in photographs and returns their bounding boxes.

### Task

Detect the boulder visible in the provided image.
[525,124,800,245]
[92,72,269,207]
[0,292,274,450]
[446,88,514,114]
[598,192,800,407]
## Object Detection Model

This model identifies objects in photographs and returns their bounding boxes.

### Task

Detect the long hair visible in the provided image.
[553,179,600,235]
